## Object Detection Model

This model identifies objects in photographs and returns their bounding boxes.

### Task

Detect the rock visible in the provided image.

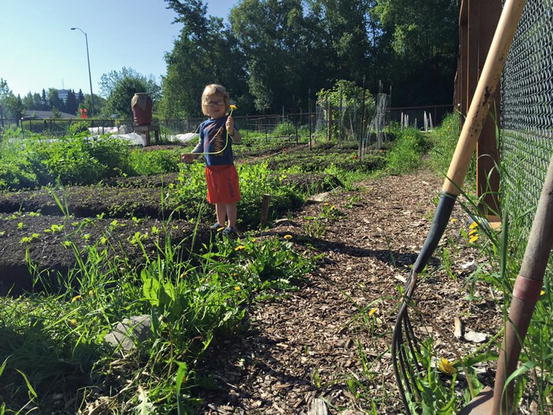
[461,260,477,272]
[104,314,152,352]
[307,192,332,203]
[307,398,328,415]
[464,330,488,343]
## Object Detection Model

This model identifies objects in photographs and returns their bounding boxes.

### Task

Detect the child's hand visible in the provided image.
[226,115,235,136]
[180,153,196,163]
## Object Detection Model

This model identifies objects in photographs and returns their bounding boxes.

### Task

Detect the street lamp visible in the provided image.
[70,27,94,116]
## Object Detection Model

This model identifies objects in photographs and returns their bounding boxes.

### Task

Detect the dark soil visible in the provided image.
[193,169,501,414]
[0,212,212,294]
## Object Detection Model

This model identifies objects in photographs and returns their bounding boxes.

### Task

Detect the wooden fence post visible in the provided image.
[260,194,271,226]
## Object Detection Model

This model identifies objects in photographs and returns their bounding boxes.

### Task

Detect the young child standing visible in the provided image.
[181,84,242,235]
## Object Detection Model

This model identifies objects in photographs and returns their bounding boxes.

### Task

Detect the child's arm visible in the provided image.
[181,140,202,163]
[226,115,242,144]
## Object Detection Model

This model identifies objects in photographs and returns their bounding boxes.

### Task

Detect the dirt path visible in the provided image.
[196,168,500,414]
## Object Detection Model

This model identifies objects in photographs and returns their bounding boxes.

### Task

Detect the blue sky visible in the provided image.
[0,0,238,97]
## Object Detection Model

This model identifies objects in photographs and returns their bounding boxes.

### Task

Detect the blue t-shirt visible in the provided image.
[195,117,237,166]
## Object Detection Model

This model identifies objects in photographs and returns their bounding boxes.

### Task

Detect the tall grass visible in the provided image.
[409,112,553,413]
[385,124,430,175]
[0,226,315,413]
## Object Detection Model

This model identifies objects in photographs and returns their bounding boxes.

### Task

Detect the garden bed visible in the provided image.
[0,212,211,294]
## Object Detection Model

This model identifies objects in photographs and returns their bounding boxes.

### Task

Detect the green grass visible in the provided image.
[0,228,315,413]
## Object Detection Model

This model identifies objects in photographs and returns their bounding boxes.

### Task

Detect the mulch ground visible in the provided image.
[194,168,501,414]
[0,162,502,413]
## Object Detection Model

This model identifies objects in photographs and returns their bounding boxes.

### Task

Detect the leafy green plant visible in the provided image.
[67,121,90,136]
[272,121,295,137]
[386,127,429,174]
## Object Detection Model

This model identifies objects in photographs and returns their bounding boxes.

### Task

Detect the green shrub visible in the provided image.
[0,133,133,189]
[386,127,429,174]
[67,121,90,136]
[129,149,180,175]
[428,112,462,174]
[273,121,296,137]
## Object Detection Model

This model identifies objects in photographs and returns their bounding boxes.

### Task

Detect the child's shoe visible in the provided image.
[221,226,238,236]
[209,222,223,231]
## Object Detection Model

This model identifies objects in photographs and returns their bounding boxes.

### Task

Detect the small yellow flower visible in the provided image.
[71,295,82,303]
[469,221,478,229]
[88,290,94,296]
[469,235,479,243]
[229,104,238,110]
[368,308,378,317]
[540,290,545,296]
[437,357,456,375]
[450,218,458,223]
[69,319,78,327]
[283,234,293,240]
[235,245,246,251]
[234,286,241,291]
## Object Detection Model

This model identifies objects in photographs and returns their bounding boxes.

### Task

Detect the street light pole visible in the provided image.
[70,27,94,116]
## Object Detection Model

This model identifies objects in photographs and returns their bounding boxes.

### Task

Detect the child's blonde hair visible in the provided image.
[201,84,230,116]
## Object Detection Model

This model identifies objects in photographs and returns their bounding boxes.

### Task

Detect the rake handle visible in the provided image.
[443,0,527,195]
[491,155,553,414]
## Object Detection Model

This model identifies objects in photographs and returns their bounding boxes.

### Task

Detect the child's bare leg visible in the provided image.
[225,203,238,229]
[215,203,227,226]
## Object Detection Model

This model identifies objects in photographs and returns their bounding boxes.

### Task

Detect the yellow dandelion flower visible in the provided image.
[69,319,78,327]
[230,104,238,110]
[71,295,82,303]
[234,286,241,291]
[469,221,478,229]
[368,308,378,317]
[540,290,545,296]
[437,357,456,375]
[469,235,479,243]
[235,245,246,251]
[283,234,293,240]
[450,218,458,223]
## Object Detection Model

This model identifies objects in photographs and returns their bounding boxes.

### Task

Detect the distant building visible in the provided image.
[57,89,70,103]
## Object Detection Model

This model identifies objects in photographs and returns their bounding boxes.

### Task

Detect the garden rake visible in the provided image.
[391,0,528,412]
[459,137,553,415]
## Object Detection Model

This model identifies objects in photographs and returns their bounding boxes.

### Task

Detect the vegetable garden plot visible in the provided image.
[0,212,211,294]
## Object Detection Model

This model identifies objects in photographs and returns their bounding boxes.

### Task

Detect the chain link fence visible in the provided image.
[500,0,553,228]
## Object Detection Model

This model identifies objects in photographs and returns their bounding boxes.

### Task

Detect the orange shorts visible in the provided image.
[205,165,241,204]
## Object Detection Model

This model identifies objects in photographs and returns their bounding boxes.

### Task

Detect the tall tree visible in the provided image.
[100,67,160,101]
[372,0,458,105]
[161,0,249,117]
[0,79,24,120]
[65,90,79,115]
[48,89,64,113]
[102,76,153,119]
[230,0,308,112]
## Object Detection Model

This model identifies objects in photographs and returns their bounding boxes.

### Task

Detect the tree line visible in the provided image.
[1,0,458,121]
[0,78,96,121]
[160,0,459,117]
